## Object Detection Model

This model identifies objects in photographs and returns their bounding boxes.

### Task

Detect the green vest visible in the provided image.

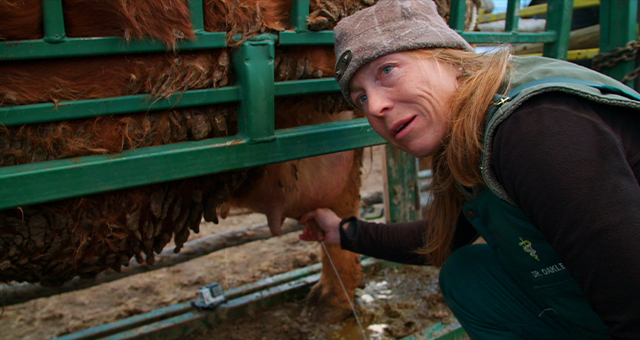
[462,56,640,338]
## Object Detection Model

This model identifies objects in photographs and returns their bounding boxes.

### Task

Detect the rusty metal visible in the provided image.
[593,40,640,70]
[593,40,640,82]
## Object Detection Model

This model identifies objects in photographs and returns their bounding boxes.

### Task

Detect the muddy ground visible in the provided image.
[0,145,454,340]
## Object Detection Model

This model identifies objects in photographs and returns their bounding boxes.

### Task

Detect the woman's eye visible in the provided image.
[357,94,367,106]
[382,65,393,74]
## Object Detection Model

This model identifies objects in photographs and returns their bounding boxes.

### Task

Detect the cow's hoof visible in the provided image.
[303,303,353,323]
[303,281,353,323]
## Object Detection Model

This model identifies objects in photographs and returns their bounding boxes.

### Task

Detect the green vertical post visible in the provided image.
[291,0,310,32]
[504,0,521,32]
[231,34,277,143]
[384,145,419,223]
[43,0,66,43]
[542,0,573,59]
[600,0,638,85]
[189,0,205,34]
[449,0,467,31]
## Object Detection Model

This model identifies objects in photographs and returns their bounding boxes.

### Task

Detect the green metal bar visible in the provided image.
[278,31,335,45]
[54,261,326,340]
[504,0,521,32]
[0,34,227,61]
[43,0,66,43]
[188,0,205,34]
[401,317,467,340]
[0,87,241,127]
[459,31,556,44]
[599,0,637,85]
[0,31,339,61]
[94,275,319,340]
[0,79,341,127]
[542,0,574,59]
[384,145,419,224]
[291,0,310,32]
[55,303,195,340]
[600,0,612,51]
[274,78,339,96]
[100,312,209,340]
[232,35,277,143]
[3,29,556,59]
[55,257,378,340]
[0,118,385,210]
[449,0,467,31]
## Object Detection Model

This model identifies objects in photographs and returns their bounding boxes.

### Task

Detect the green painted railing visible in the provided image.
[5,0,635,225]
[2,0,634,339]
[1,0,633,249]
[599,0,638,86]
[0,0,584,216]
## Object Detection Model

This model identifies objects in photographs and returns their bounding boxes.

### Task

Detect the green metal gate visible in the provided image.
[1,0,636,339]
[0,0,636,222]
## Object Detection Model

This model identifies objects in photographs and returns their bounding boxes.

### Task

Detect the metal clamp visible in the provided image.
[191,283,227,310]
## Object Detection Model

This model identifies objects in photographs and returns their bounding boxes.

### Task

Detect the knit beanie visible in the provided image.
[333,0,474,106]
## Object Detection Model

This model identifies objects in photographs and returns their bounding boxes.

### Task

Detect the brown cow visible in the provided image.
[0,0,374,322]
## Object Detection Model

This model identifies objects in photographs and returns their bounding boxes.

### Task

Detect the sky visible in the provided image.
[475,0,536,53]
[492,0,535,14]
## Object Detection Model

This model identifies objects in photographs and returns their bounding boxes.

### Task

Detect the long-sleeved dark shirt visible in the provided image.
[341,92,640,339]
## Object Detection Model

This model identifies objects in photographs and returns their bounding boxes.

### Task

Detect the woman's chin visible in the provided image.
[409,144,440,158]
[398,145,428,158]
[389,138,438,158]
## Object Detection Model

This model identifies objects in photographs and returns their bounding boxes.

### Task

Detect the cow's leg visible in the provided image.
[306,244,362,322]
[305,149,363,322]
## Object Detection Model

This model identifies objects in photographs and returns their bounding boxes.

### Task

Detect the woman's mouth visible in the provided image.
[392,116,416,139]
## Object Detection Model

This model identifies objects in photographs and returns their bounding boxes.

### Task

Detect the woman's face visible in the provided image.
[349,52,460,158]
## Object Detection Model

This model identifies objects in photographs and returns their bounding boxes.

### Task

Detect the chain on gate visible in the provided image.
[592,40,640,83]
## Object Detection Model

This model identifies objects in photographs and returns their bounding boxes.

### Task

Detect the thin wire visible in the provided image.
[320,241,368,340]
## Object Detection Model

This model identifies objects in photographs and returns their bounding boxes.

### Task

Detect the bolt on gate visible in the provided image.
[0,0,636,339]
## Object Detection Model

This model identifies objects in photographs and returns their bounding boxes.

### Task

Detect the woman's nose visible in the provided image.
[365,91,391,118]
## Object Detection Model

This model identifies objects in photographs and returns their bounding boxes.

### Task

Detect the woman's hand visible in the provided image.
[298,208,342,244]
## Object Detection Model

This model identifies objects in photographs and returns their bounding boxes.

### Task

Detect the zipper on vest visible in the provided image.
[492,95,510,107]
[487,94,511,124]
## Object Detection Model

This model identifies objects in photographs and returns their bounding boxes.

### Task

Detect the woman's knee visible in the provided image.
[439,244,494,296]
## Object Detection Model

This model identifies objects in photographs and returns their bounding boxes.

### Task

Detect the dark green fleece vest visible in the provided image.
[462,56,640,337]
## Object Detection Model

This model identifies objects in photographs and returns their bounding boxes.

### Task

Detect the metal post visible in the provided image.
[231,34,277,143]
[505,0,521,32]
[600,0,638,85]
[449,0,467,31]
[43,0,66,43]
[543,0,574,59]
[291,0,310,32]
[189,0,205,34]
[384,145,419,223]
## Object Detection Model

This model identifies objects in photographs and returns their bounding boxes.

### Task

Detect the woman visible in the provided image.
[298,0,640,339]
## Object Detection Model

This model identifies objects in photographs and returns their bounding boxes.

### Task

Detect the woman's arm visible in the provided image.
[341,215,478,265]
[493,92,640,338]
[299,208,479,265]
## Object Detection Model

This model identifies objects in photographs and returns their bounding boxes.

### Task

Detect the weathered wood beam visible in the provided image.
[513,24,600,55]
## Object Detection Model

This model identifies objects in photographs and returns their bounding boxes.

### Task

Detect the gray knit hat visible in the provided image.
[334,0,474,106]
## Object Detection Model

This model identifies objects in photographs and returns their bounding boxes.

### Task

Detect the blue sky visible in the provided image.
[492,0,535,14]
